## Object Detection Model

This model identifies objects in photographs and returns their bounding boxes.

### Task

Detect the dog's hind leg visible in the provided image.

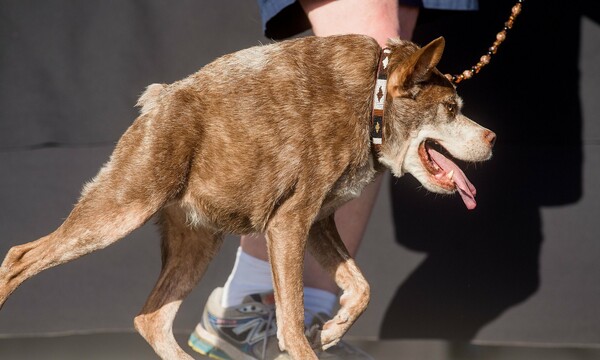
[0,182,165,311]
[134,205,223,360]
[0,114,191,310]
[306,214,370,351]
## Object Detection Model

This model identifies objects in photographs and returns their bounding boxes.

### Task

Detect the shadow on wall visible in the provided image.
[381,0,596,340]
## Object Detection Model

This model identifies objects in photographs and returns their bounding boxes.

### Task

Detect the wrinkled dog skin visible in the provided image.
[0,35,495,359]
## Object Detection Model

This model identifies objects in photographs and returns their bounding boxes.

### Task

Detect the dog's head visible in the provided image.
[378,37,496,210]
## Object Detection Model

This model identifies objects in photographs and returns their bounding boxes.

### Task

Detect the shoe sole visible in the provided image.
[188,330,232,360]
[188,323,258,360]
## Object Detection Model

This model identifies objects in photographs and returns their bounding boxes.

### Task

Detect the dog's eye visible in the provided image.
[446,103,456,115]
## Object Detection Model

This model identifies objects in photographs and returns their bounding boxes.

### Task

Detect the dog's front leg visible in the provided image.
[306,215,370,351]
[265,201,320,360]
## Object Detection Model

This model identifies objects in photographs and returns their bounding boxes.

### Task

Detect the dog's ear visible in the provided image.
[388,37,445,98]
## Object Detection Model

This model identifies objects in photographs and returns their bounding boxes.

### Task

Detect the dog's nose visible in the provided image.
[483,130,496,147]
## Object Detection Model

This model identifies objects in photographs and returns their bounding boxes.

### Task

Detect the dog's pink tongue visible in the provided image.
[428,149,477,210]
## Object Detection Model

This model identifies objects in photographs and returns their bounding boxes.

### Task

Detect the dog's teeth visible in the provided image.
[446,170,454,180]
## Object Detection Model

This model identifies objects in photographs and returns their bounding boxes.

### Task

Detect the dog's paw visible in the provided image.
[308,325,344,351]
[318,328,342,351]
[307,309,356,351]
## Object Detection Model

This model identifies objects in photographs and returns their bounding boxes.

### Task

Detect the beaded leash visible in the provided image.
[446,0,524,84]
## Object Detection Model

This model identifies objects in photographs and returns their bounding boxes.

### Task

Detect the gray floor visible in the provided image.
[0,332,599,360]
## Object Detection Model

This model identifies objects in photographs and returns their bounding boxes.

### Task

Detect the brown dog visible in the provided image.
[0,35,495,359]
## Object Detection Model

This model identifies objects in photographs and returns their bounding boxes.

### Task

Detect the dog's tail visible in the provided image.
[136,83,166,115]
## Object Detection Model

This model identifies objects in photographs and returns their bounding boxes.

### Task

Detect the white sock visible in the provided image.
[304,287,338,327]
[221,247,273,308]
[220,248,339,326]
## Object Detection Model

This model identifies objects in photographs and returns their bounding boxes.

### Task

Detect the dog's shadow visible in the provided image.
[381,0,595,339]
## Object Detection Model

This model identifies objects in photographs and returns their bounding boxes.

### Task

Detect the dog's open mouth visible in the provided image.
[418,139,477,210]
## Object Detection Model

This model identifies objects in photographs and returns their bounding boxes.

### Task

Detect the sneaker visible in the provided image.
[188,287,287,360]
[188,287,372,360]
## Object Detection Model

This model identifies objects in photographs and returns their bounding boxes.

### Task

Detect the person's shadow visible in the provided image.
[381,0,596,339]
